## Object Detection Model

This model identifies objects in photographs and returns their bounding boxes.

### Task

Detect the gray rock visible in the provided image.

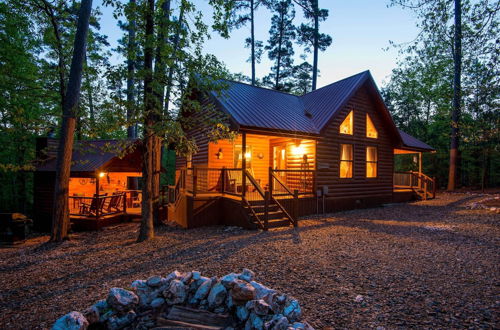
[92,300,109,314]
[131,280,148,290]
[194,279,213,301]
[250,281,276,301]
[208,282,227,307]
[192,271,202,281]
[283,298,301,322]
[181,271,193,284]
[150,297,165,308]
[107,311,136,330]
[245,312,264,330]
[106,288,139,314]
[236,305,249,321]
[230,280,256,301]
[246,299,270,316]
[146,276,163,287]
[52,311,89,330]
[265,314,289,330]
[82,306,99,325]
[221,273,240,289]
[239,269,255,282]
[164,279,187,305]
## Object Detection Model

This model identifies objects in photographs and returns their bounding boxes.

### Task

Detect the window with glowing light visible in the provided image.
[340,144,353,178]
[234,145,252,168]
[366,114,378,138]
[366,146,377,178]
[339,111,353,135]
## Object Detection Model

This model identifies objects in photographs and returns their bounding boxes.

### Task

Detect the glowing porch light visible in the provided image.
[245,151,252,159]
[98,171,106,178]
[291,144,305,156]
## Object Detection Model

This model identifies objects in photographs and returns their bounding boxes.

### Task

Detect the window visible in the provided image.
[340,144,353,178]
[340,111,353,135]
[366,146,377,178]
[234,144,252,168]
[366,114,378,138]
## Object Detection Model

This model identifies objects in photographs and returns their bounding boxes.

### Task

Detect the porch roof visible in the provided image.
[36,139,140,173]
[398,130,435,152]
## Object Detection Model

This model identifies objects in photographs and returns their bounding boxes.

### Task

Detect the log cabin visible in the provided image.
[170,70,436,230]
[33,138,143,231]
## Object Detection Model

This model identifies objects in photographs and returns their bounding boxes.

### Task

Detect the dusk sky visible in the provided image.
[99,0,420,88]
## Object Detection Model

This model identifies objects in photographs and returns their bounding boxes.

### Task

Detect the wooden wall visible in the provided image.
[316,83,395,202]
[208,134,271,186]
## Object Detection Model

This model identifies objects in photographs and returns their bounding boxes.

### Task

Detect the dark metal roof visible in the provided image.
[301,71,369,130]
[210,81,319,134]
[398,129,435,152]
[36,139,138,172]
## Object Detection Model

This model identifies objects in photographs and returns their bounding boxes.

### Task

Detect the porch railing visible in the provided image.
[270,168,316,197]
[394,171,436,200]
[69,192,127,220]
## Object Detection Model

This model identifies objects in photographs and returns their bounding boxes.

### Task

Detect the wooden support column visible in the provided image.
[242,132,247,198]
[418,152,422,189]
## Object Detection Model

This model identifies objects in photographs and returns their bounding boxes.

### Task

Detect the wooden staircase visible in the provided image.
[394,171,436,200]
[244,199,295,229]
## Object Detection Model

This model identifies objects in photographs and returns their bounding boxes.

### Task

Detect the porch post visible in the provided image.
[418,152,422,189]
[242,132,247,198]
[95,174,100,220]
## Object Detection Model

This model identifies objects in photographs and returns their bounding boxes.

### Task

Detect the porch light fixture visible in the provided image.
[216,148,223,159]
[98,171,106,178]
[291,144,305,156]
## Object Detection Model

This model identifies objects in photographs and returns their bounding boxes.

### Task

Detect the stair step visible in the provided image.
[250,205,279,213]
[255,211,284,220]
[265,219,291,228]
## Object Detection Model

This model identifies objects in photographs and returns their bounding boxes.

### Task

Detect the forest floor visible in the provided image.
[0,193,498,329]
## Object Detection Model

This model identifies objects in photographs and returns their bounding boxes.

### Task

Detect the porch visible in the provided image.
[67,172,143,230]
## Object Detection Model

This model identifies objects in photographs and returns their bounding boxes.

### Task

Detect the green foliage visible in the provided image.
[385,0,499,189]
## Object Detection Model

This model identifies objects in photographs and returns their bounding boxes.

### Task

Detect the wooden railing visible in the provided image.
[169,167,317,229]
[68,192,127,220]
[270,168,316,196]
[394,171,436,200]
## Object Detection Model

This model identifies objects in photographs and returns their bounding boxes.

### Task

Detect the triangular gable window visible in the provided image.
[340,111,353,135]
[366,114,378,138]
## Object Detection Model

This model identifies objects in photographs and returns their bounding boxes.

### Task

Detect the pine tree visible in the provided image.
[294,0,332,90]
[264,0,296,91]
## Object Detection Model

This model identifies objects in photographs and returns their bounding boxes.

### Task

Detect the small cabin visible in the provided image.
[168,70,435,230]
[34,138,143,231]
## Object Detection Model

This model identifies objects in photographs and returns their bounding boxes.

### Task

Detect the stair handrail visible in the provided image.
[244,169,266,200]
[242,196,265,230]
[270,170,294,196]
[269,168,297,227]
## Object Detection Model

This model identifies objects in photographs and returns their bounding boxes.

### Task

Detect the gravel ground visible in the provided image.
[0,193,499,329]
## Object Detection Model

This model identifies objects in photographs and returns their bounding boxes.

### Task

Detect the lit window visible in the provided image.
[234,145,252,168]
[366,146,377,178]
[340,144,353,178]
[366,114,378,138]
[340,111,353,135]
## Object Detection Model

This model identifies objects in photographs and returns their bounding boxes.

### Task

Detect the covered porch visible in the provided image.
[184,131,317,199]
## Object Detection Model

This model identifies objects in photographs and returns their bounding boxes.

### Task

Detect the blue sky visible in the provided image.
[98,0,419,88]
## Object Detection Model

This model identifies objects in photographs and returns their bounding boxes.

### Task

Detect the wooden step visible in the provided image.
[266,219,291,228]
[249,204,279,213]
[255,210,284,220]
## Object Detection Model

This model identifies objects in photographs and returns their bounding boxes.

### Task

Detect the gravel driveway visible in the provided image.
[0,193,498,329]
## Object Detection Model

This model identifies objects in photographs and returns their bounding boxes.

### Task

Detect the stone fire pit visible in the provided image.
[52,269,314,330]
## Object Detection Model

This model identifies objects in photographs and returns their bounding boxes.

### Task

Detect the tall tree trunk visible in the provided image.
[138,0,155,242]
[151,0,171,226]
[50,0,93,242]
[275,10,284,90]
[164,2,185,114]
[447,0,462,191]
[250,0,256,85]
[311,0,319,91]
[127,0,137,139]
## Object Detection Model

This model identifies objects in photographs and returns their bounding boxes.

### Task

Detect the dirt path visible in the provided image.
[0,193,498,329]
